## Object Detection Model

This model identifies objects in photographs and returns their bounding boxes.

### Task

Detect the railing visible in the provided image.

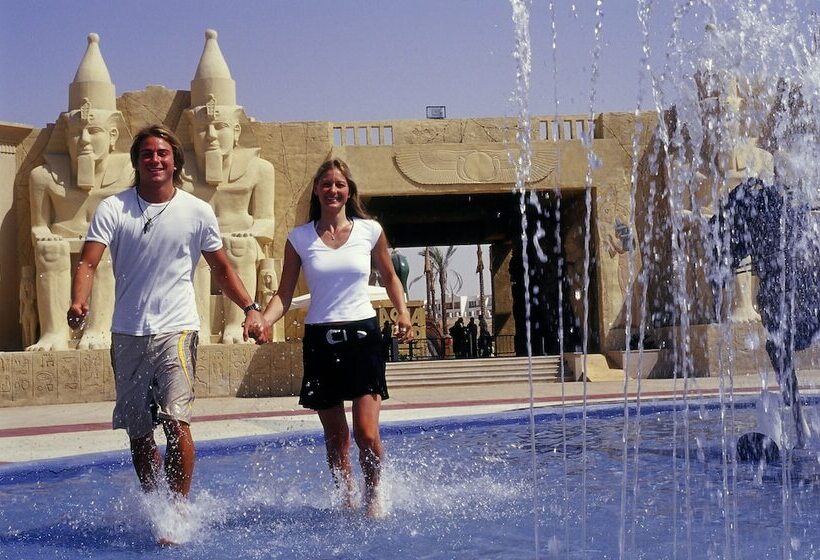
[385,334,516,362]
[331,122,394,146]
[330,115,598,147]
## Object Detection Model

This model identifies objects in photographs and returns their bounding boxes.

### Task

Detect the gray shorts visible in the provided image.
[110,331,198,439]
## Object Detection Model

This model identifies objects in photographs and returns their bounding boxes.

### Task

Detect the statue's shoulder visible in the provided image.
[30,154,70,189]
[103,153,136,188]
[249,153,274,180]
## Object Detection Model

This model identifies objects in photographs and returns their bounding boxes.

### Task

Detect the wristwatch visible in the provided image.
[243,302,262,314]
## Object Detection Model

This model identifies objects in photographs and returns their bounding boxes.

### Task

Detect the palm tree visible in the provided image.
[476,244,487,320]
[447,272,464,319]
[427,246,458,337]
[408,247,437,318]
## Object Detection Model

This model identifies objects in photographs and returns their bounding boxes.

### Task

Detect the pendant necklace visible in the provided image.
[136,188,176,234]
[316,218,352,241]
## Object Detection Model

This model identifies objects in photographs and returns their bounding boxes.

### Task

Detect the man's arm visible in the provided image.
[67,241,107,329]
[202,248,269,343]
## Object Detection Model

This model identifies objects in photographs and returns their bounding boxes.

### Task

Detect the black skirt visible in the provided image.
[299,317,389,410]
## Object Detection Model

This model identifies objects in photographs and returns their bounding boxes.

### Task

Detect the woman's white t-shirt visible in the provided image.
[288,218,382,324]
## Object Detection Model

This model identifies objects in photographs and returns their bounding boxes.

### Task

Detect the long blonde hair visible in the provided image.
[308,158,371,221]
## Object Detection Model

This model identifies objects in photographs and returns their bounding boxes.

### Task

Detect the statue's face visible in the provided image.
[65,110,116,164]
[190,108,240,162]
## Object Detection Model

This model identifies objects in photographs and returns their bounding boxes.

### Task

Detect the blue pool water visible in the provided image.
[2,399,820,559]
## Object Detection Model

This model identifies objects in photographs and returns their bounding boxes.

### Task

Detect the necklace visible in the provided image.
[136,188,176,234]
[315,218,352,241]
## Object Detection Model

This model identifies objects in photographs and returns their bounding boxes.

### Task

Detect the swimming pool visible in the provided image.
[2,399,819,559]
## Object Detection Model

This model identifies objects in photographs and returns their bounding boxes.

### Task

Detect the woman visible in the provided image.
[260,158,412,517]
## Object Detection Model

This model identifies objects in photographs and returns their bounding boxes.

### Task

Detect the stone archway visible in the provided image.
[365,189,598,357]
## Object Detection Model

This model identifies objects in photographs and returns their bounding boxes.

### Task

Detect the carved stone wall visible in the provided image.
[0,341,302,407]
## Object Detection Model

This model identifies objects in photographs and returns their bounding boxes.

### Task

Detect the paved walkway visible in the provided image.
[2,372,819,465]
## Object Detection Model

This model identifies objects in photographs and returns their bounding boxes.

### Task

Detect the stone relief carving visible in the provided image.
[394,145,558,185]
[26,33,134,351]
[179,30,278,344]
[19,265,38,348]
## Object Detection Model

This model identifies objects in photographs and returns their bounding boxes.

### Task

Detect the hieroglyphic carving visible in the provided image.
[394,144,558,185]
[0,357,11,404]
[193,348,210,396]
[30,353,57,402]
[207,347,231,395]
[228,345,251,391]
[11,355,32,402]
[57,353,80,400]
[79,349,110,398]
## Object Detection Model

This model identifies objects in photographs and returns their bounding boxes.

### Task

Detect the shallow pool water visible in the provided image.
[2,399,820,559]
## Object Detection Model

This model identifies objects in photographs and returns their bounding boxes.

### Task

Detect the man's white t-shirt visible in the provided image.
[86,187,222,335]
[288,218,382,324]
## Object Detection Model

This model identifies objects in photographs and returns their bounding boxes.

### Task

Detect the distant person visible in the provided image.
[449,317,466,358]
[381,320,394,361]
[466,317,478,357]
[67,125,267,528]
[257,158,411,517]
[478,315,492,357]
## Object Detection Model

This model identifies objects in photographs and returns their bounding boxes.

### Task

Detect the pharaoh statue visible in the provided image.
[180,30,276,343]
[692,64,772,324]
[27,33,134,351]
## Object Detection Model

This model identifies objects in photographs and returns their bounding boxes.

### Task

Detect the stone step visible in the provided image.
[385,355,566,388]
[387,355,560,373]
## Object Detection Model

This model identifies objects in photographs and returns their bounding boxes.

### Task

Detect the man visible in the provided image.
[67,125,269,502]
[466,317,478,358]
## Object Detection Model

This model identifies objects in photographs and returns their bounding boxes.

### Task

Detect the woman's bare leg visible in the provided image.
[352,394,384,517]
[317,404,355,508]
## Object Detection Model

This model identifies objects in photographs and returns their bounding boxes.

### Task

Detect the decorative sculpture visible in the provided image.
[391,250,409,295]
[26,33,133,351]
[181,30,276,343]
[713,173,820,452]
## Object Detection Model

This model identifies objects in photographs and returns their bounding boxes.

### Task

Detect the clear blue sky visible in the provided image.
[2,1,811,300]
[1,1,686,127]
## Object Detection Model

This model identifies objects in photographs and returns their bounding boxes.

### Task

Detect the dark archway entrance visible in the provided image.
[365,190,599,357]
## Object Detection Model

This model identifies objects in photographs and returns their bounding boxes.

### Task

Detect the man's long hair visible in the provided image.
[130,124,185,188]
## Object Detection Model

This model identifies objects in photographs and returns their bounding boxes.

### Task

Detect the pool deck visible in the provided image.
[2,371,820,464]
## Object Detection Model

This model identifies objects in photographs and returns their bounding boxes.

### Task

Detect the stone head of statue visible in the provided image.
[61,99,121,190]
[185,95,243,184]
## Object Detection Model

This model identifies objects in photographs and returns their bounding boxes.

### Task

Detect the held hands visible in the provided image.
[243,309,271,344]
[67,302,89,330]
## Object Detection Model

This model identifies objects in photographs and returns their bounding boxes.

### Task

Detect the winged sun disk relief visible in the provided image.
[394,146,559,185]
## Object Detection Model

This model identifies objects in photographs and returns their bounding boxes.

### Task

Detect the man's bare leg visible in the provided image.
[130,433,162,493]
[162,420,195,497]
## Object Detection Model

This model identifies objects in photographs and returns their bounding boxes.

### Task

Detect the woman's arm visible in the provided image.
[259,240,301,339]
[372,232,413,341]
